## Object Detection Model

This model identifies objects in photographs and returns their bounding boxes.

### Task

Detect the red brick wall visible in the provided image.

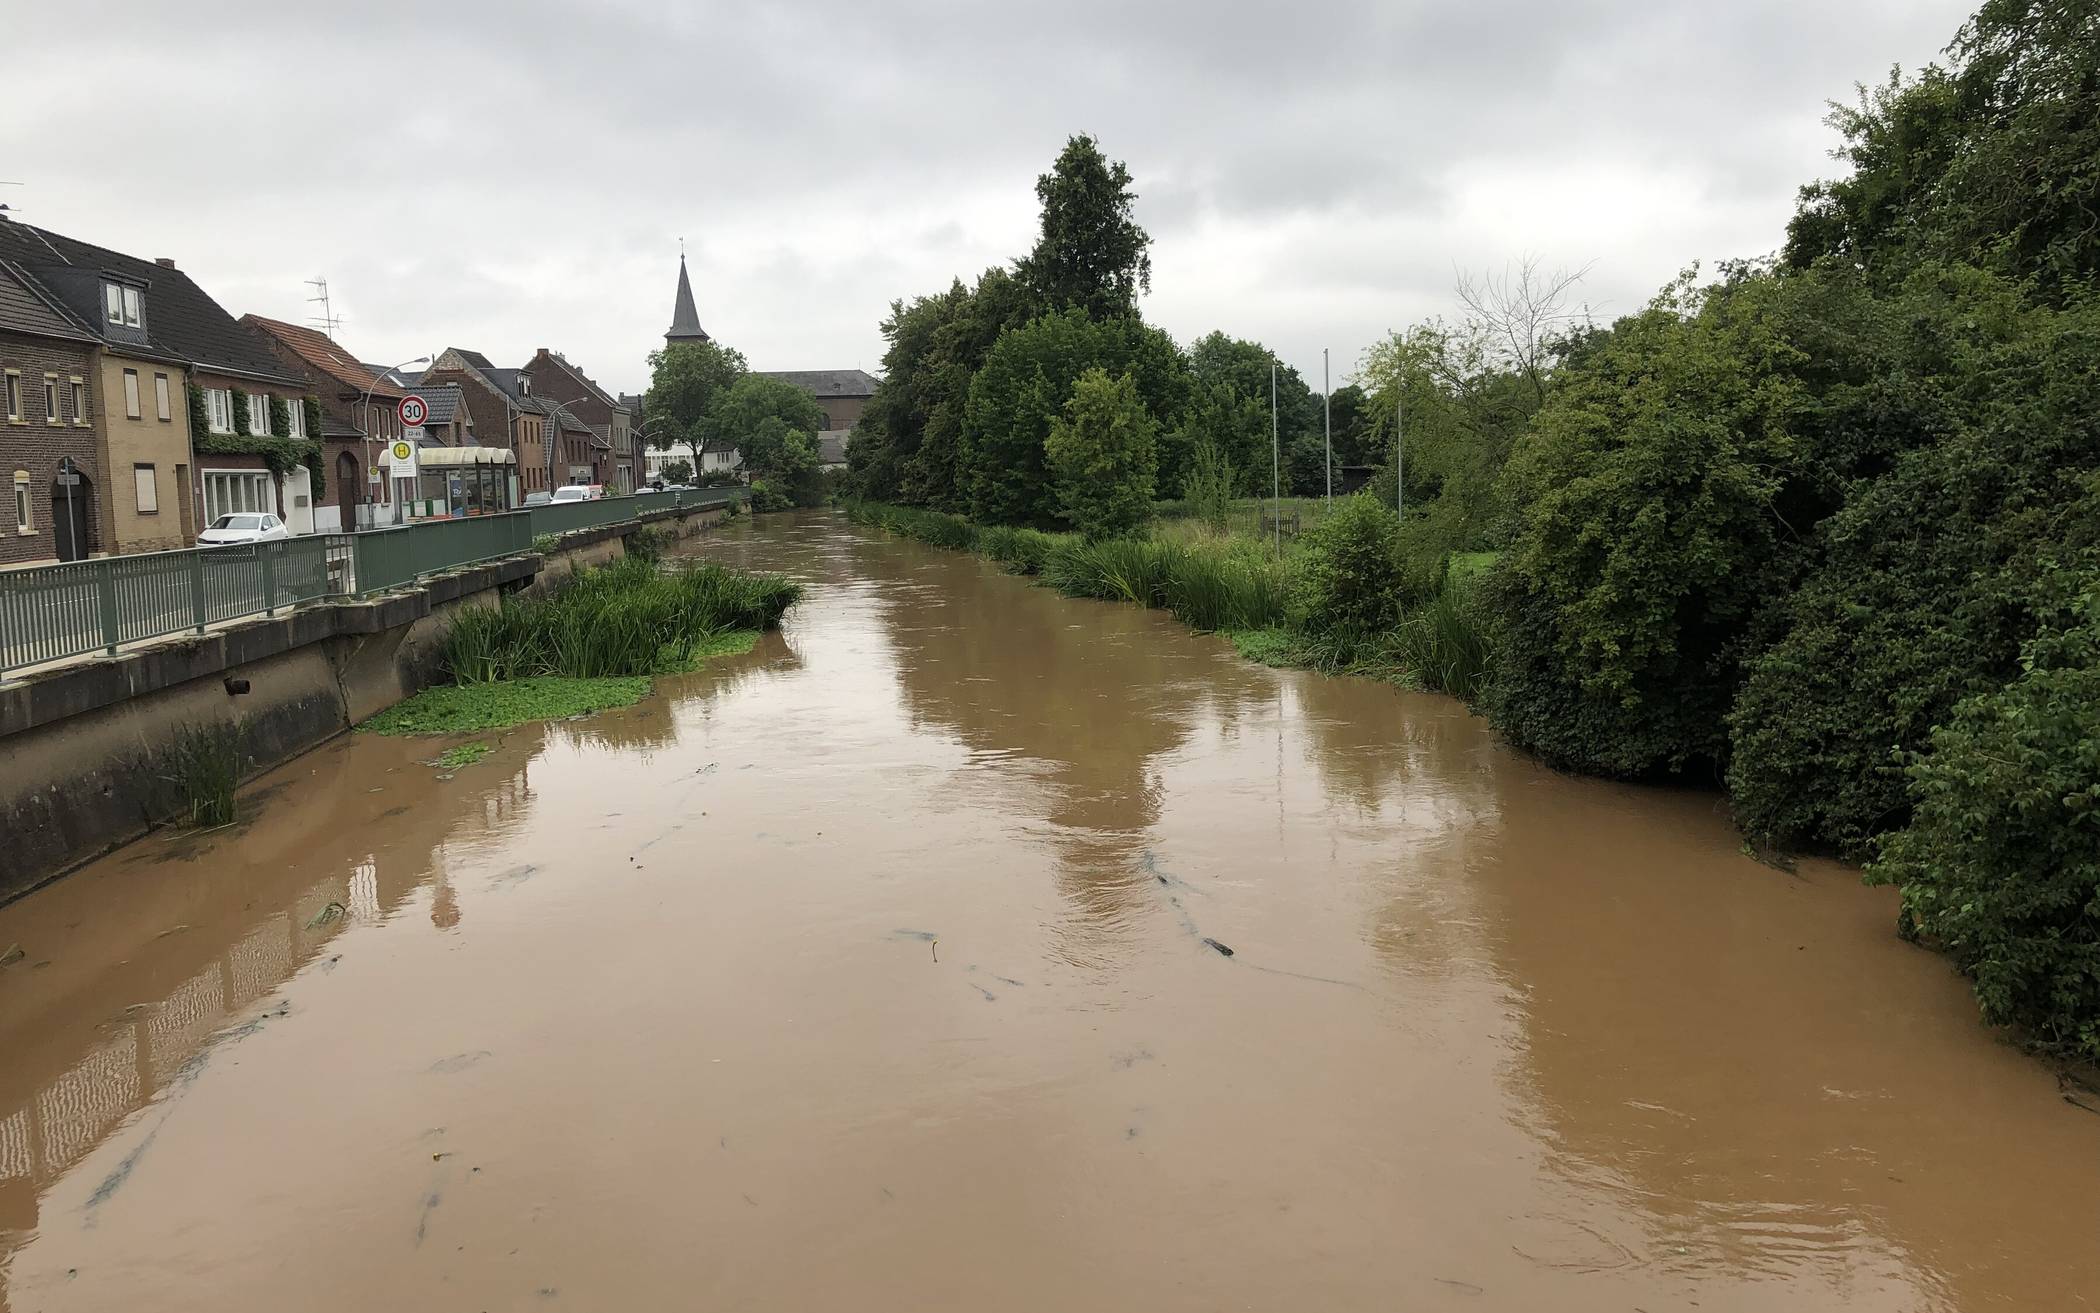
[1,331,103,565]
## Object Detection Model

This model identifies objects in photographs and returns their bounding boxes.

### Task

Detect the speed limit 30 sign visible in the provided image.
[398,394,429,427]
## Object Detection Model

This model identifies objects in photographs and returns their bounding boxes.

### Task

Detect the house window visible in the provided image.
[123,369,141,419]
[134,463,158,513]
[206,388,234,434]
[246,392,270,436]
[43,375,59,424]
[203,470,275,522]
[286,399,307,438]
[70,377,87,425]
[154,374,170,421]
[13,470,30,533]
[104,283,141,328]
[3,371,19,422]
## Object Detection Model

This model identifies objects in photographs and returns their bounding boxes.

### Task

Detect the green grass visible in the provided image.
[658,628,760,672]
[364,677,653,735]
[1447,551,1501,587]
[1228,628,1301,667]
[163,725,243,827]
[433,741,493,768]
[443,556,799,683]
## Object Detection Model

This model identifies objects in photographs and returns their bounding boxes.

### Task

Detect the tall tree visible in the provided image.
[1019,134,1154,321]
[645,340,746,480]
[1046,368,1158,541]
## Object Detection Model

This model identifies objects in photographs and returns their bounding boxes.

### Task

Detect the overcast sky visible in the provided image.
[9,1,1971,397]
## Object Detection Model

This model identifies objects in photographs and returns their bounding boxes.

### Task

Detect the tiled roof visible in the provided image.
[0,259,96,343]
[0,220,303,384]
[756,368,879,398]
[320,415,366,439]
[402,382,466,425]
[534,349,625,412]
[245,315,399,397]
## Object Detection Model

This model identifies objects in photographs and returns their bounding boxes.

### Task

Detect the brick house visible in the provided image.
[0,221,323,545]
[241,315,405,533]
[522,348,632,492]
[0,262,103,565]
[420,349,551,498]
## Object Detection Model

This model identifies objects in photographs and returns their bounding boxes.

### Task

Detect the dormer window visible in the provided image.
[517,374,530,396]
[103,282,142,328]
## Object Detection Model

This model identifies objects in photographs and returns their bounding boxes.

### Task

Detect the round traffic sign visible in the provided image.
[390,440,414,461]
[399,395,428,427]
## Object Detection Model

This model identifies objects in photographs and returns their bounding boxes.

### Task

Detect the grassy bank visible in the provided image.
[844,499,1488,697]
[365,556,798,736]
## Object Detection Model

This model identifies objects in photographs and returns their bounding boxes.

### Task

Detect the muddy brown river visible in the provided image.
[1,511,2095,1311]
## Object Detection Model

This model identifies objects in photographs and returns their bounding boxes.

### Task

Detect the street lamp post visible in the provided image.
[358,354,432,529]
[543,396,594,492]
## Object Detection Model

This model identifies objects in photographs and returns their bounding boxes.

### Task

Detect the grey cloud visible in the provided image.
[10,0,1972,393]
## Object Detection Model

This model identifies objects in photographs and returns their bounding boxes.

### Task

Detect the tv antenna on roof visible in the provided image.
[306,276,341,340]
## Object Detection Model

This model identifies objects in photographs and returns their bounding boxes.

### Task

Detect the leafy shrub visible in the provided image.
[1045,368,1157,541]
[1183,439,1237,533]
[1483,273,1813,777]
[1869,582,2100,1060]
[442,557,798,682]
[1289,493,1403,645]
[1729,294,2100,854]
[163,725,243,827]
[749,479,794,513]
[1161,533,1287,631]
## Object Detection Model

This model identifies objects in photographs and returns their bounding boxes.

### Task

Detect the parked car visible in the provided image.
[198,512,290,545]
[550,484,602,503]
[523,490,553,506]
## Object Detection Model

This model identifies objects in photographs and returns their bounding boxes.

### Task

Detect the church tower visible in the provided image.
[665,251,710,346]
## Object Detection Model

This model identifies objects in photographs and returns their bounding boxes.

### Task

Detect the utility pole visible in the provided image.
[1322,347,1332,503]
[1270,360,1280,555]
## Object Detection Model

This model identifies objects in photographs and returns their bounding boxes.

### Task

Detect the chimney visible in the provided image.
[155,257,176,268]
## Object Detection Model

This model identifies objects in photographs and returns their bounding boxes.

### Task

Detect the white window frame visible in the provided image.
[43,374,59,425]
[122,286,141,328]
[153,373,170,421]
[207,388,234,434]
[123,369,141,419]
[202,469,276,524]
[3,371,19,422]
[70,376,87,426]
[134,464,158,514]
[13,470,31,534]
[286,399,307,438]
[104,283,124,325]
[246,392,271,437]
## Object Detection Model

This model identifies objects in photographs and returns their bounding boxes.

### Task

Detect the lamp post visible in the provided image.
[358,354,432,529]
[543,396,593,492]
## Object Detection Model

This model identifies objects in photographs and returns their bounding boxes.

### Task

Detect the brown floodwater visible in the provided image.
[1,510,2095,1312]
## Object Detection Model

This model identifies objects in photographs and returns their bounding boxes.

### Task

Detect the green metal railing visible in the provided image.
[0,486,748,676]
[350,514,535,594]
[0,536,354,675]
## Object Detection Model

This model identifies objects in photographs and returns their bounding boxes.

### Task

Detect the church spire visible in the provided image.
[665,248,709,345]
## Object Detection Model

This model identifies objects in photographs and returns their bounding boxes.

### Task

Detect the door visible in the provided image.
[50,473,91,561]
[337,451,360,526]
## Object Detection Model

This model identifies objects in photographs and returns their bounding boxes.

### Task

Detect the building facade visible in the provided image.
[522,348,632,492]
[0,264,103,565]
[242,315,404,532]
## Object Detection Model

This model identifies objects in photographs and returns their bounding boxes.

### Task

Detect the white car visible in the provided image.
[550,485,597,503]
[198,512,290,545]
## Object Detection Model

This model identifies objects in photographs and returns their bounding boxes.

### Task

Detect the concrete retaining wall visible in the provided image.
[0,503,731,903]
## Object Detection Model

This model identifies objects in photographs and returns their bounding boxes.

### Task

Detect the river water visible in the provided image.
[0,511,2094,1312]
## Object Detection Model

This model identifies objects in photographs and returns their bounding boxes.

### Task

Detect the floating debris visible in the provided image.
[1201,937,1235,958]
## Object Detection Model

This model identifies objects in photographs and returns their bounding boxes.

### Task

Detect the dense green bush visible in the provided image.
[1484,272,1812,777]
[976,524,1067,575]
[1045,368,1157,541]
[1289,493,1403,646]
[1729,293,2100,854]
[443,556,799,682]
[1868,581,2100,1060]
